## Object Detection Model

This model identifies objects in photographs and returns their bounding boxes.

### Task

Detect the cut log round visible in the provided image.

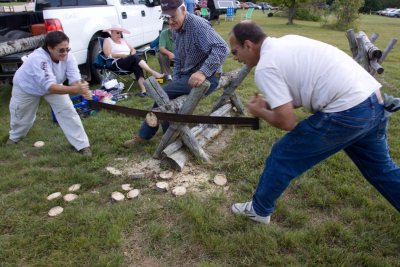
[106,166,122,176]
[121,184,133,191]
[47,192,62,201]
[68,184,81,192]
[33,141,45,148]
[155,181,169,192]
[63,193,78,202]
[159,170,173,180]
[126,189,140,199]
[213,174,227,186]
[145,112,158,127]
[172,186,187,197]
[48,206,64,217]
[111,191,125,202]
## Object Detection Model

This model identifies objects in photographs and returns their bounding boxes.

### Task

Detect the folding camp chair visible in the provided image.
[225,6,235,21]
[93,37,136,92]
[241,7,254,20]
[200,7,210,20]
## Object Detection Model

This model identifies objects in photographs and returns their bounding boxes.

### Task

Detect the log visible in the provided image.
[144,77,170,106]
[346,29,358,59]
[155,95,187,113]
[229,93,244,113]
[216,68,245,89]
[161,150,188,172]
[369,59,384,75]
[0,34,45,57]
[356,35,371,72]
[370,38,397,76]
[153,80,210,160]
[211,65,251,113]
[162,103,233,157]
[357,31,382,60]
[379,38,397,64]
[369,32,379,43]
[178,124,210,161]
[161,103,233,171]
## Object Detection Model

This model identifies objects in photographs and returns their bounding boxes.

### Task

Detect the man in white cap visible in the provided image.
[124,0,229,146]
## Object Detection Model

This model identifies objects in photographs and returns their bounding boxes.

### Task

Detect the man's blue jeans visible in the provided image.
[253,93,400,216]
[138,74,219,140]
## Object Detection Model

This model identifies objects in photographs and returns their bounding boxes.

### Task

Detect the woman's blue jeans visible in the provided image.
[138,74,219,140]
[253,93,400,216]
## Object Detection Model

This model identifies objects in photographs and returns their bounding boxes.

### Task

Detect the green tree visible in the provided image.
[271,0,311,24]
[361,0,383,12]
[381,0,400,8]
[330,0,364,30]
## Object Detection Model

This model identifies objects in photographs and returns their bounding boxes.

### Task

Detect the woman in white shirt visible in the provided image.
[7,31,92,156]
[103,24,165,97]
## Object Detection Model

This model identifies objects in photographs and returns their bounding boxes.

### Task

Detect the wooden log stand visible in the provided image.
[345,29,397,75]
[143,65,252,171]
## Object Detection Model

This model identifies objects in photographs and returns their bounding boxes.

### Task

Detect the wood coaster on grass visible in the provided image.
[47,192,62,201]
[48,206,63,217]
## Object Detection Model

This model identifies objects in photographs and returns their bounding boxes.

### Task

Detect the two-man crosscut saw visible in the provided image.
[87,100,259,130]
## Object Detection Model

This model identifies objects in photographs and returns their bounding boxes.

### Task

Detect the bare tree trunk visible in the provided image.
[287,6,295,24]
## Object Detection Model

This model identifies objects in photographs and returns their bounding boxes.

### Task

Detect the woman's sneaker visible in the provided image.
[231,201,271,224]
[79,147,92,157]
[6,139,18,145]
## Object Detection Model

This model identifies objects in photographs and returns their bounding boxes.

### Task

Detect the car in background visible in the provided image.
[259,2,278,10]
[377,8,397,16]
[386,8,400,17]
[245,2,261,9]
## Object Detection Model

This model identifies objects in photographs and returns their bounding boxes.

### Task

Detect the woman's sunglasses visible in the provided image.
[56,47,71,54]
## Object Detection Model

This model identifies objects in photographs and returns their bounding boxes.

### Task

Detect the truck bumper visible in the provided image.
[0,52,28,80]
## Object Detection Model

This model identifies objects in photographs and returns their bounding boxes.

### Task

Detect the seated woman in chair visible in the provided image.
[103,24,164,97]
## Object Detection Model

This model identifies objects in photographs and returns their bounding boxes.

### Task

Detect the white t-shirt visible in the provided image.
[107,37,130,56]
[13,47,81,96]
[255,35,381,113]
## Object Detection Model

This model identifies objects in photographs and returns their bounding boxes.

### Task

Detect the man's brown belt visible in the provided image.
[87,100,259,129]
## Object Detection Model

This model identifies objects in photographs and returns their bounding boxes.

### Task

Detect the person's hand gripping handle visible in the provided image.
[79,80,92,100]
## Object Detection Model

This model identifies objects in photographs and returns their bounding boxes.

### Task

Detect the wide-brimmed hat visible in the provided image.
[161,0,183,17]
[103,24,130,34]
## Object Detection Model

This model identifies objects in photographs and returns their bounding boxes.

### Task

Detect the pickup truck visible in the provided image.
[0,0,163,83]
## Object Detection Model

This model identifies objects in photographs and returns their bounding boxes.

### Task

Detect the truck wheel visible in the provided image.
[89,38,104,84]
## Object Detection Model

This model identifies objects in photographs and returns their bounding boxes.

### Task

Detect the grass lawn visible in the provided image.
[1,11,399,266]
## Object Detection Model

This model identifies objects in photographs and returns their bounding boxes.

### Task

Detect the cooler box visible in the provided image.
[51,95,97,123]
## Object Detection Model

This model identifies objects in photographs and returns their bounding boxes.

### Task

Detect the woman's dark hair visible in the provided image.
[42,31,69,51]
[230,21,267,46]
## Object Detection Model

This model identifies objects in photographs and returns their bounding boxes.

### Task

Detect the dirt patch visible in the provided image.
[113,128,235,196]
[204,126,236,155]
[119,128,235,266]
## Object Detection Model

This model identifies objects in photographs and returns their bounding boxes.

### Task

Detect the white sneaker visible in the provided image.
[231,201,271,224]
